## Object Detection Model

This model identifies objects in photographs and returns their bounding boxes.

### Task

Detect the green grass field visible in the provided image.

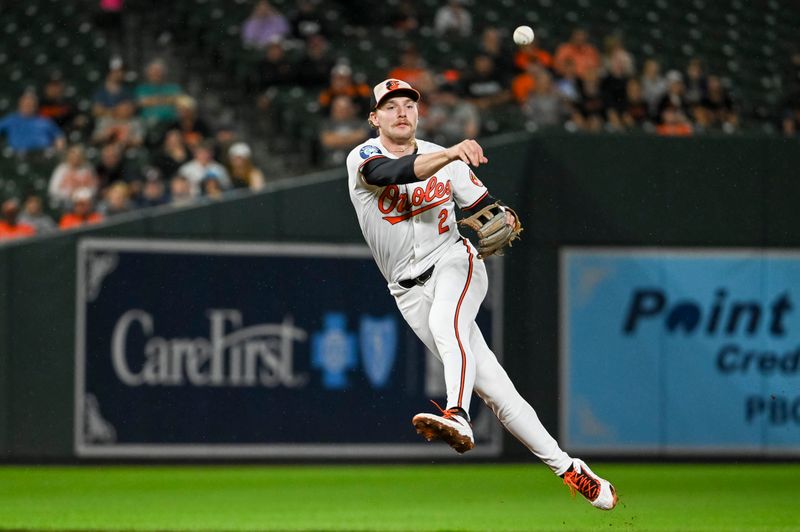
[0,463,797,531]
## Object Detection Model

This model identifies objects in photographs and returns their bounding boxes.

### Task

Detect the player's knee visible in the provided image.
[427,314,449,340]
[428,317,467,350]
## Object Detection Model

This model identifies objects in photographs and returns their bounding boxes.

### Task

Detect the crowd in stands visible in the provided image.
[237,0,796,170]
[0,55,266,241]
[1,0,800,243]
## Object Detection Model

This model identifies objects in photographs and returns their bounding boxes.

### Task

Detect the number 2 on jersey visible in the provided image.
[437,208,450,234]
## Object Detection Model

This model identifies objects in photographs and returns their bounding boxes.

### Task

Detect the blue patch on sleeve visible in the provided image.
[359,145,382,159]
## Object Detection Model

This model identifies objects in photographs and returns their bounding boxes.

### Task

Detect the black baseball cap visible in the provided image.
[370,78,420,110]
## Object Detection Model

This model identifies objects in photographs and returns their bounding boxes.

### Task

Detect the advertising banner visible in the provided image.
[561,248,800,456]
[75,239,502,458]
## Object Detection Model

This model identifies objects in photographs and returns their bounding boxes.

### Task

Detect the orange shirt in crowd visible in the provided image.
[512,73,537,104]
[318,83,371,108]
[656,123,693,137]
[554,43,600,79]
[0,221,35,240]
[386,66,427,87]
[514,46,553,71]
[59,212,104,229]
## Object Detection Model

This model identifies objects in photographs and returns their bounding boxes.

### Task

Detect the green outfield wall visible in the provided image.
[1,133,798,460]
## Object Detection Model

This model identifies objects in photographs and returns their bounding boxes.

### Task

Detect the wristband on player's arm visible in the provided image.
[361,154,420,186]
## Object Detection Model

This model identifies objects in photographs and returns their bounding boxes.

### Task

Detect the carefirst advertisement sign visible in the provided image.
[75,239,502,458]
[561,248,800,456]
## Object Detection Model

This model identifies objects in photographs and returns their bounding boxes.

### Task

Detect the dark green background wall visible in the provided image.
[1,133,798,459]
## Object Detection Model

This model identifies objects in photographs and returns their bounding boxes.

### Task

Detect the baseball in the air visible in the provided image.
[513,25,534,46]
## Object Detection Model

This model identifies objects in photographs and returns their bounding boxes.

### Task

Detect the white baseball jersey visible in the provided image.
[346,137,489,284]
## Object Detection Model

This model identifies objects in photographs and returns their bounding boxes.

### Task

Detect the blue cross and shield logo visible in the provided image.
[359,315,398,389]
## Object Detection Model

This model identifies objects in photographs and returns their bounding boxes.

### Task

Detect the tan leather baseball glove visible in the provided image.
[458,202,523,259]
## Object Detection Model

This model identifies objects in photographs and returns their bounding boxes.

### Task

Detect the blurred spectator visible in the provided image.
[319,95,370,167]
[656,107,693,136]
[151,129,190,180]
[620,79,651,130]
[390,0,420,34]
[290,0,328,41]
[480,27,515,80]
[554,58,581,105]
[781,90,800,136]
[242,1,290,50]
[95,0,125,51]
[601,56,631,130]
[212,122,239,168]
[388,47,429,88]
[97,181,133,216]
[657,70,691,124]
[95,143,141,190]
[0,91,65,153]
[92,57,133,119]
[18,193,57,235]
[96,0,124,28]
[434,0,472,38]
[178,142,231,197]
[164,96,211,149]
[514,39,554,74]
[137,173,168,208]
[59,188,104,229]
[227,142,266,191]
[0,199,36,240]
[602,35,635,77]
[697,76,738,132]
[318,64,371,115]
[254,41,297,91]
[554,28,601,80]
[297,35,335,88]
[48,145,99,208]
[135,59,183,126]
[684,58,707,109]
[523,71,570,128]
[641,59,668,116]
[461,54,511,110]
[169,175,193,206]
[39,74,89,139]
[512,60,544,105]
[200,176,225,200]
[412,70,436,120]
[575,67,604,131]
[420,83,479,146]
[91,100,145,150]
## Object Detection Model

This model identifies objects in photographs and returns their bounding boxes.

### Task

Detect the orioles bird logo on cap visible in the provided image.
[386,80,401,90]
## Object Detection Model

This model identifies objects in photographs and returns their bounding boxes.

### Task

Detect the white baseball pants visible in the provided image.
[389,238,573,475]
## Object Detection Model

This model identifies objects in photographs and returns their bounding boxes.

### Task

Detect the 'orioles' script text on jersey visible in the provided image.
[378,177,452,224]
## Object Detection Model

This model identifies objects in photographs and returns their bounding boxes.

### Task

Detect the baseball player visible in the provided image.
[346,78,617,510]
